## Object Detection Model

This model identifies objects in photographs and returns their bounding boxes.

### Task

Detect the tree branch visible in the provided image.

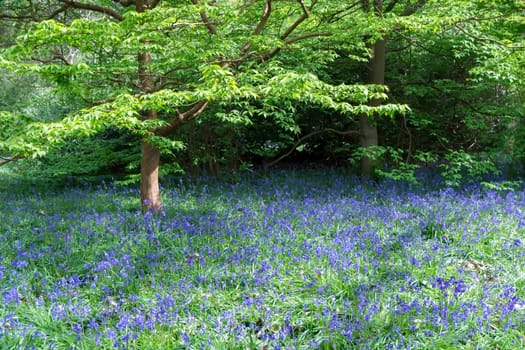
[32,53,72,65]
[57,0,123,21]
[280,0,317,40]
[454,23,525,49]
[160,21,212,31]
[1,4,68,22]
[266,128,359,169]
[400,0,427,16]
[319,2,361,24]
[47,4,69,19]
[384,0,401,14]
[296,0,309,17]
[191,0,218,35]
[361,0,370,12]
[279,13,306,41]
[251,0,323,61]
[155,101,209,136]
[285,31,332,45]
[262,31,332,61]
[252,0,272,36]
[241,0,272,52]
[0,155,20,167]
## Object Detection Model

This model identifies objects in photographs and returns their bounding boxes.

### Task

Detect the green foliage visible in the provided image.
[439,150,500,187]
[349,146,501,187]
[15,130,140,178]
[0,111,43,157]
[349,146,417,182]
[372,0,524,182]
[0,0,412,179]
[1,0,524,180]
[0,70,41,114]
[481,180,524,192]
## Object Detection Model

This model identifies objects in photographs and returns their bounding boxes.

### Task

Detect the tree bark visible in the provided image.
[137,0,162,211]
[360,38,385,176]
[358,0,427,176]
[140,134,162,210]
[360,0,385,177]
[138,52,162,211]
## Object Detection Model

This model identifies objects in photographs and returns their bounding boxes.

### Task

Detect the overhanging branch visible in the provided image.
[191,0,218,35]
[280,0,318,41]
[1,3,69,21]
[454,23,525,49]
[262,31,332,61]
[32,52,72,65]
[57,0,123,21]
[318,2,361,23]
[266,128,360,169]
[47,4,69,19]
[155,101,209,136]
[241,0,272,53]
[0,155,21,167]
[252,0,272,36]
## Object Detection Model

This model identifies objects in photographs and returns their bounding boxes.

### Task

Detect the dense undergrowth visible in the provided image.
[0,169,524,349]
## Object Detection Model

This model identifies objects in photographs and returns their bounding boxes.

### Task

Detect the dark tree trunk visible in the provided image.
[360,38,385,176]
[359,0,426,176]
[360,0,385,177]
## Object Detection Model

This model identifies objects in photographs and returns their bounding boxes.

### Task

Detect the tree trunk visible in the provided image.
[359,109,379,176]
[360,0,385,177]
[140,138,162,210]
[360,38,385,176]
[137,0,162,211]
[359,0,426,176]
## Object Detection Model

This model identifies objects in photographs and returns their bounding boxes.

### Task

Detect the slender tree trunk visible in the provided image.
[137,0,162,211]
[359,112,379,176]
[138,56,163,211]
[360,0,385,177]
[360,38,385,176]
[358,0,426,176]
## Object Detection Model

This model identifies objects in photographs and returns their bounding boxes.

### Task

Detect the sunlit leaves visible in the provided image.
[0,111,41,156]
[145,135,185,156]
[199,64,243,98]
[0,0,416,166]
[261,72,409,117]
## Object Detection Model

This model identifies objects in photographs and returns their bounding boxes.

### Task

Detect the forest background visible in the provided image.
[1,0,524,209]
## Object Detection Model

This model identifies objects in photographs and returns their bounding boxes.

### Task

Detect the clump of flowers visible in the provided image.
[0,169,523,349]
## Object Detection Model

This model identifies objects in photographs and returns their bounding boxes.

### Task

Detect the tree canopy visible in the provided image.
[1,0,524,207]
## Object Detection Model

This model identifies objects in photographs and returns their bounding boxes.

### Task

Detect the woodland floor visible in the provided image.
[0,169,524,349]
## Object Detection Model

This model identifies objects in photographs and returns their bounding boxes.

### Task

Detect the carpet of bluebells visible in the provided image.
[0,169,524,349]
